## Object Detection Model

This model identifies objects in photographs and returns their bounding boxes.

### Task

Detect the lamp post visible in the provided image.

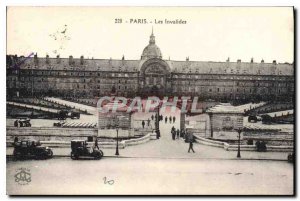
[236,128,243,158]
[115,124,119,156]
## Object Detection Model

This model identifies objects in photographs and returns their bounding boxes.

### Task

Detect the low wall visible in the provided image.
[194,135,293,152]
[123,133,151,147]
[243,130,294,146]
[98,128,135,138]
[7,126,153,149]
[7,127,97,142]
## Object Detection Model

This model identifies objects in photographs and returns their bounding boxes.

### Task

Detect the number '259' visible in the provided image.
[115,19,122,23]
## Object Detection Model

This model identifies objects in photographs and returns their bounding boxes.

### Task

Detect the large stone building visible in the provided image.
[6,31,294,102]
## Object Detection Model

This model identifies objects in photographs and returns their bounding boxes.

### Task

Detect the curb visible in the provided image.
[6,154,288,162]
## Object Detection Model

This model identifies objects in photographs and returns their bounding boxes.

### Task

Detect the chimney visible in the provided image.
[273,60,277,65]
[80,55,84,65]
[261,59,264,63]
[186,57,189,61]
[237,59,241,63]
[251,58,254,63]
[69,55,73,65]
[34,53,38,65]
[46,54,50,64]
[56,55,61,64]
[226,57,230,62]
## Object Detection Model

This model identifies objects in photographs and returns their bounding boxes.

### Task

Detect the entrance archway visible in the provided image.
[139,58,171,96]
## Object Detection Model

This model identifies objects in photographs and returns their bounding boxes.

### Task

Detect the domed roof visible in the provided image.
[141,30,162,60]
[141,44,162,60]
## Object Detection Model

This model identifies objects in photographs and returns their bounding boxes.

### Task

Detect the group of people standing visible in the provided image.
[141,119,151,129]
[142,114,177,128]
[171,126,183,140]
[165,116,176,124]
[170,126,195,153]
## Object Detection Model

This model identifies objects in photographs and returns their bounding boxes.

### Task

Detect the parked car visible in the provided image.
[57,110,68,120]
[70,140,103,160]
[248,115,258,123]
[13,139,53,160]
[69,112,80,119]
[261,114,273,124]
[18,118,31,127]
[53,121,65,127]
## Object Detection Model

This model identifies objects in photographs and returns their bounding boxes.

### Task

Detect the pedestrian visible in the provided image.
[173,116,176,123]
[169,116,172,123]
[13,136,18,146]
[176,129,180,139]
[147,118,150,127]
[180,129,184,138]
[188,137,195,153]
[156,130,160,139]
[151,115,154,120]
[142,120,145,129]
[95,138,99,150]
[165,116,168,124]
[171,126,175,132]
[172,130,176,140]
[14,120,18,127]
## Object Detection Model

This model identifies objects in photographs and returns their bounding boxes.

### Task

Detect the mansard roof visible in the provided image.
[7,55,294,76]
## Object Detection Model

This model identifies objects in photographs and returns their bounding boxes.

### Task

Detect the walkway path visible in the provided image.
[44,97,97,115]
[7,101,59,114]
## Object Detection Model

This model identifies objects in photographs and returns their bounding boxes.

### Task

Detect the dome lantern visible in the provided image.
[141,28,162,60]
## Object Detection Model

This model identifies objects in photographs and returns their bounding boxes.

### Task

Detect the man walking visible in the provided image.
[172,130,176,140]
[165,116,168,124]
[173,116,176,123]
[169,116,172,123]
[142,120,145,129]
[147,118,150,127]
[188,137,195,153]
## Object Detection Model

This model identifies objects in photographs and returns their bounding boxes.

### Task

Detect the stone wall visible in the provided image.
[243,130,294,146]
[7,127,97,142]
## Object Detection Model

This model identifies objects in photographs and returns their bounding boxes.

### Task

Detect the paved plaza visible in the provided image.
[7,157,293,195]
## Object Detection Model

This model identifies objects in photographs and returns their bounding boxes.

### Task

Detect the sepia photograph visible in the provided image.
[5,6,294,195]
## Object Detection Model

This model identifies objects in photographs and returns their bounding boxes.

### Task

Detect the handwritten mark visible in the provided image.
[103,177,114,185]
[12,52,34,70]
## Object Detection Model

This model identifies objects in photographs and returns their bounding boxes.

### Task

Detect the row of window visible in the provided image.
[173,87,288,94]
[16,70,139,78]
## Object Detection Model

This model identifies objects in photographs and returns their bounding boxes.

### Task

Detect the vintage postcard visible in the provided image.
[6,7,294,195]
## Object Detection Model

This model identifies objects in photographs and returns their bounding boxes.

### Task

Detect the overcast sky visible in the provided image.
[7,7,294,63]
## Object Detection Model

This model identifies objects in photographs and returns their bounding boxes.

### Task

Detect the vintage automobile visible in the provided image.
[248,115,258,123]
[57,110,68,120]
[18,118,31,127]
[53,121,65,127]
[70,140,103,160]
[13,139,53,160]
[69,112,80,119]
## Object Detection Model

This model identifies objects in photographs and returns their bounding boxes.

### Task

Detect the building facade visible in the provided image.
[6,31,294,102]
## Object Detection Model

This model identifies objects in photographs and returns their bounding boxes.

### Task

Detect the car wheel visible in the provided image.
[94,152,101,160]
[74,153,79,160]
[48,150,53,158]
[13,150,21,160]
[71,152,75,159]
[99,150,104,158]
